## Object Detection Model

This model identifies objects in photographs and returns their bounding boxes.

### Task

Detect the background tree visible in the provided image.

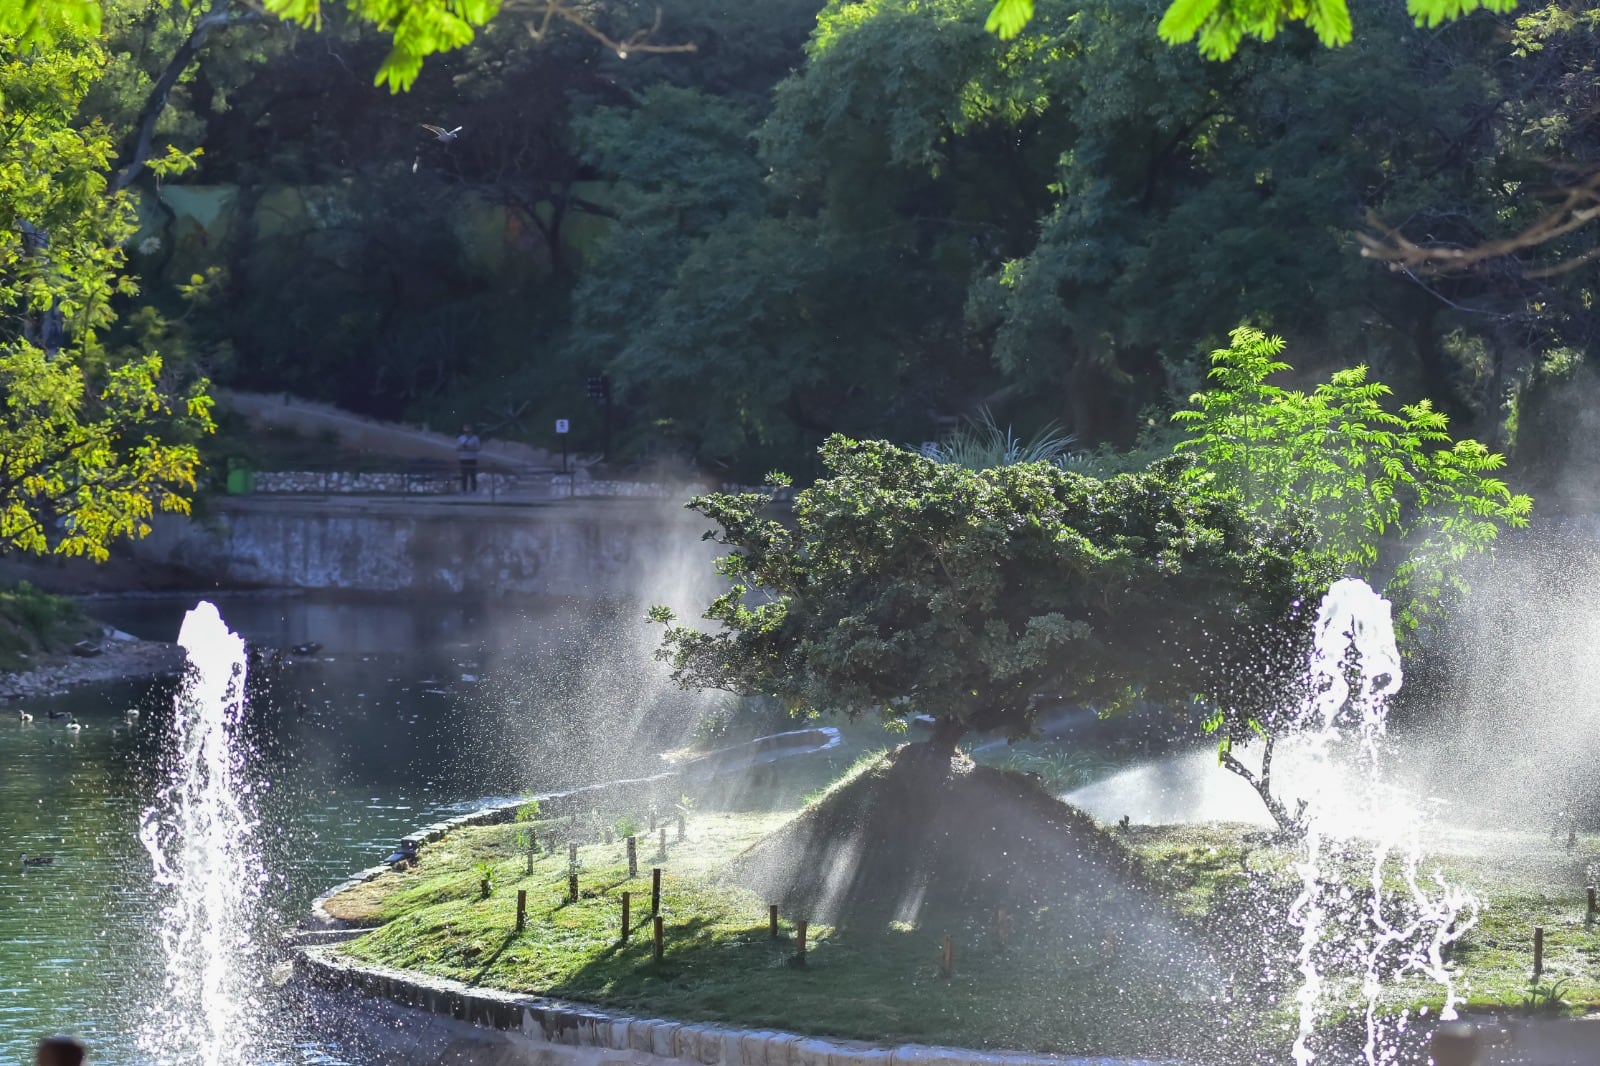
[651,436,1327,756]
[1,31,213,561]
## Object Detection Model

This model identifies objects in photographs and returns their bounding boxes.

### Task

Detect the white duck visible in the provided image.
[16,709,32,723]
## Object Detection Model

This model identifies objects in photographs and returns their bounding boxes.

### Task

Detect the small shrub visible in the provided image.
[615,814,641,838]
[475,861,495,899]
[516,800,541,822]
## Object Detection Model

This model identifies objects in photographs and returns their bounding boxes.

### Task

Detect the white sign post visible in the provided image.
[555,419,570,483]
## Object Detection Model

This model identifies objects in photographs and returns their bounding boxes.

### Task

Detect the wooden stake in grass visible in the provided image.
[1588,886,1596,919]
[621,892,632,943]
[1533,926,1545,978]
[939,934,954,978]
[677,811,686,842]
[651,867,662,916]
[769,904,779,940]
[650,809,657,832]
[659,826,668,858]
[627,836,638,878]
[569,871,579,903]
[568,841,579,867]
[997,908,1009,951]
[653,914,664,962]
[516,889,527,933]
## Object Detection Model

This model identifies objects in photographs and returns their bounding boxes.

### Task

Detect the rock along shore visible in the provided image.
[0,631,184,701]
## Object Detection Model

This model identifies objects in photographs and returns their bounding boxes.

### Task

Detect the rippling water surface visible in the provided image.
[0,592,700,1065]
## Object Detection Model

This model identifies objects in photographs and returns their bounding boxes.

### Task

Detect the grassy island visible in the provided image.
[323,749,1600,1063]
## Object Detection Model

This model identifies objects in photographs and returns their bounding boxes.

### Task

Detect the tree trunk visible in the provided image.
[113,4,260,193]
[927,717,966,757]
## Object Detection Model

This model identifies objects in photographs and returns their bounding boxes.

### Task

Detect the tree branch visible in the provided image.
[1357,166,1600,278]
[112,3,263,193]
[507,1,697,58]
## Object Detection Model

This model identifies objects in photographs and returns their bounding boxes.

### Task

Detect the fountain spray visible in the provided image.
[138,602,265,1064]
[1289,579,1477,1065]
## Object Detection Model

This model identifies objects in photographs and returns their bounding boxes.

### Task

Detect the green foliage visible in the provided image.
[653,436,1328,743]
[927,409,1077,470]
[0,31,213,561]
[516,800,541,822]
[983,0,1515,58]
[614,814,641,839]
[0,579,97,670]
[1522,977,1570,1013]
[1173,327,1533,632]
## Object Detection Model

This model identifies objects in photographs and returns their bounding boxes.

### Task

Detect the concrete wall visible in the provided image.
[134,497,721,599]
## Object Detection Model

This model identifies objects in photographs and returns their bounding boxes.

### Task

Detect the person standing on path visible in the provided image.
[457,424,481,493]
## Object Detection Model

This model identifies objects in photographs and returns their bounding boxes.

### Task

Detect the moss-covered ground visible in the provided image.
[329,776,1600,1060]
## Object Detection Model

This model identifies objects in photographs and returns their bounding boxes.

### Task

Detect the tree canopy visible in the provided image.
[651,437,1327,749]
[1,31,213,560]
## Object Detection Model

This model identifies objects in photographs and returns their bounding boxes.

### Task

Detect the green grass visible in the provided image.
[335,807,1238,1058]
[0,581,98,672]
[330,798,1600,1060]
[1121,822,1600,1017]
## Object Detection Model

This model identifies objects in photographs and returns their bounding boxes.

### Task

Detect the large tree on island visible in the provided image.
[651,437,1331,758]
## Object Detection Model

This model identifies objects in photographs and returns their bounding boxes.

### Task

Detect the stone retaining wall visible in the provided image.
[255,470,519,495]
[296,949,1172,1066]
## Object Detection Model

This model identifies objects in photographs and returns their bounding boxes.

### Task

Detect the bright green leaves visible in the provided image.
[1408,0,1519,29]
[0,1,101,50]
[256,0,501,90]
[1174,327,1533,633]
[982,0,1516,58]
[5,0,502,92]
[1156,0,1518,58]
[0,31,213,560]
[1156,0,1354,58]
[984,0,1034,38]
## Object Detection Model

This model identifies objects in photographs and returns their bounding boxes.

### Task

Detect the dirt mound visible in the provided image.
[732,742,1160,928]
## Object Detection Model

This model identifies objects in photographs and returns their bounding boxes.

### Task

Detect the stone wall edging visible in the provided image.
[296,946,1174,1066]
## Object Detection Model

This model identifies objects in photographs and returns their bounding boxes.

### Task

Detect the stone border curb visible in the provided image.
[297,947,1175,1066]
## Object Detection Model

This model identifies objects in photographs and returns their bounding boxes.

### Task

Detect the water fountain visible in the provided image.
[137,602,266,1065]
[1285,578,1478,1065]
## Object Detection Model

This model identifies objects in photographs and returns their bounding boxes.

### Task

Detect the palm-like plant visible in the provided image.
[925,409,1077,470]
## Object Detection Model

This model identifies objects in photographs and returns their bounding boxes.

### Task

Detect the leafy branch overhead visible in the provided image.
[1,32,213,560]
[985,0,1517,56]
[6,0,693,91]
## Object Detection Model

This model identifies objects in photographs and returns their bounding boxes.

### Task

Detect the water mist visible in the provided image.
[137,602,266,1064]
[1286,579,1476,1066]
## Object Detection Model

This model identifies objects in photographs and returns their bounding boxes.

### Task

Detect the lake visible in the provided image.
[0,592,712,1065]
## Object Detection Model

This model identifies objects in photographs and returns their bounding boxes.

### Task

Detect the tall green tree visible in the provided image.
[1,32,213,560]
[652,436,1326,754]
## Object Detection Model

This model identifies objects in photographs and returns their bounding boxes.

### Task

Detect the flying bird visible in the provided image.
[420,124,462,144]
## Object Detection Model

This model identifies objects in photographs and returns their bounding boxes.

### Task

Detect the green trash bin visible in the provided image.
[225,464,255,495]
